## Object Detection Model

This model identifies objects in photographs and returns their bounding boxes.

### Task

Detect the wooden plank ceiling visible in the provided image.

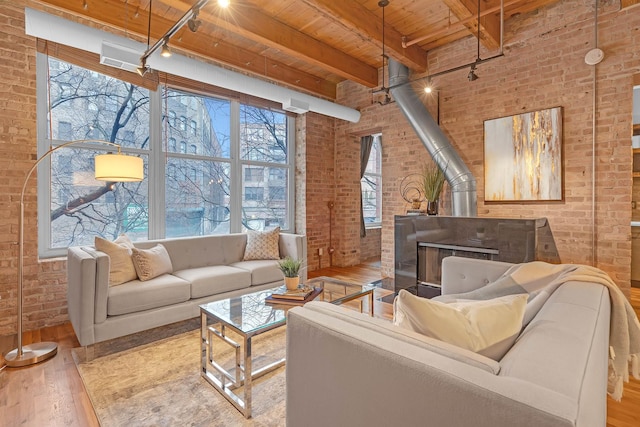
[34,0,564,100]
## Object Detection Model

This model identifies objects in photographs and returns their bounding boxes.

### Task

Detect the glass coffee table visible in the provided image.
[200,276,376,418]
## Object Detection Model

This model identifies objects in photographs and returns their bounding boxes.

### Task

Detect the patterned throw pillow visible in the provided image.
[95,234,138,286]
[131,244,174,281]
[243,227,281,260]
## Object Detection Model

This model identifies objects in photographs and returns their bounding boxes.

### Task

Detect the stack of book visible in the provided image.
[265,285,322,306]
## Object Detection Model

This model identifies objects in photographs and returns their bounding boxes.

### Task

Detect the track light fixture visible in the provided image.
[468,0,481,82]
[187,9,201,33]
[138,0,211,74]
[136,59,149,76]
[467,64,478,82]
[160,38,172,57]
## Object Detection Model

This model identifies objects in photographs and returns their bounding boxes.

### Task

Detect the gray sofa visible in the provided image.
[67,232,306,346]
[286,256,610,427]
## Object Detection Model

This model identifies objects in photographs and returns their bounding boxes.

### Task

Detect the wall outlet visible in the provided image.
[318,248,323,256]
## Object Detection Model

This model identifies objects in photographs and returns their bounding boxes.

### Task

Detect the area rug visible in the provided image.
[74,327,287,426]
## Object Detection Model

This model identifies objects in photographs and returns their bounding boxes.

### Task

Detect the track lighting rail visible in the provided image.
[138,0,210,75]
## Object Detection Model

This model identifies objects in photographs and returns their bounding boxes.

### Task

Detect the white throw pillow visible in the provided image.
[243,227,281,260]
[393,290,527,361]
[95,234,137,286]
[131,244,173,281]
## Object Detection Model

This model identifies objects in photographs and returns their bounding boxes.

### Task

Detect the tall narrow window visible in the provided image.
[361,134,382,228]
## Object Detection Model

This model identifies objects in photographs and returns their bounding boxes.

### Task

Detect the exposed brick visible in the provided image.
[2,0,638,338]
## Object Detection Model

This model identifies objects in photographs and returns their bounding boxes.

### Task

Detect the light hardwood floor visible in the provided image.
[0,263,638,426]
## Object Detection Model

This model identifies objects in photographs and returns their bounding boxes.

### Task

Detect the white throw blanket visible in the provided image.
[438,261,640,401]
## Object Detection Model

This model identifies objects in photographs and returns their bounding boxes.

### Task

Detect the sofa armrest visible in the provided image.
[440,256,513,295]
[79,246,111,325]
[67,247,98,346]
[279,233,308,282]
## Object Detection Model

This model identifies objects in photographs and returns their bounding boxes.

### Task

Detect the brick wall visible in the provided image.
[333,0,640,294]
[0,1,69,336]
[302,113,336,270]
[2,0,638,337]
[360,227,382,261]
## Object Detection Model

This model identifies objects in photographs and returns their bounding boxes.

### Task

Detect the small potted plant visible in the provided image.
[420,162,446,215]
[278,256,303,290]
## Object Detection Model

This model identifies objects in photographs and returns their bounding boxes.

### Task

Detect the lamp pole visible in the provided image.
[4,140,142,367]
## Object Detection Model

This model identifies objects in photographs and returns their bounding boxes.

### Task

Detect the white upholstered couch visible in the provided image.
[67,232,306,346]
[286,256,610,427]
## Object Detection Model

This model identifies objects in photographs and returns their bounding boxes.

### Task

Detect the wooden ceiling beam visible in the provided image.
[442,0,501,50]
[301,0,428,72]
[163,0,379,87]
[32,0,337,99]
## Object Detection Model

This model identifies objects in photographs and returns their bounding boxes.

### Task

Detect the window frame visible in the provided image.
[36,53,296,258]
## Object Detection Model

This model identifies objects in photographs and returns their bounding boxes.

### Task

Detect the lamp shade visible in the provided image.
[94,153,144,182]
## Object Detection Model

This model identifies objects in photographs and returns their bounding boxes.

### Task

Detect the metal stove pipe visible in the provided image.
[388,58,477,216]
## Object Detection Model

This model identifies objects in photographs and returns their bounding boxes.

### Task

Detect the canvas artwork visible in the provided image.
[484,106,563,202]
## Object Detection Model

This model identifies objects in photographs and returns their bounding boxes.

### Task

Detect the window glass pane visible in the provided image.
[240,105,287,163]
[365,138,381,175]
[47,57,150,249]
[362,135,382,225]
[49,58,150,149]
[361,174,381,224]
[50,148,149,247]
[164,88,230,158]
[165,158,230,237]
[241,165,288,231]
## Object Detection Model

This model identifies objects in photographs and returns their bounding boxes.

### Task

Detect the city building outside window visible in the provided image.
[245,187,264,201]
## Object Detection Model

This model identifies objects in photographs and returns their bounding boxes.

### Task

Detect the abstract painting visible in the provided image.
[484,106,563,202]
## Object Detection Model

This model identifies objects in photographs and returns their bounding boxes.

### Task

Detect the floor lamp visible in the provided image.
[4,140,144,367]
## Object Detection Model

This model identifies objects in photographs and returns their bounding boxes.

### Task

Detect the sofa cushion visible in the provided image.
[131,244,173,281]
[173,265,251,298]
[230,260,282,286]
[107,274,190,316]
[243,227,280,260]
[135,234,248,270]
[394,290,527,360]
[303,301,501,374]
[95,235,137,286]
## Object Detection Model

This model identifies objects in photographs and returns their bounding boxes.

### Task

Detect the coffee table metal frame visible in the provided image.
[200,276,375,418]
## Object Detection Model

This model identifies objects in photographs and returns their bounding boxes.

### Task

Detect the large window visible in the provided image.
[37,55,295,257]
[362,134,382,227]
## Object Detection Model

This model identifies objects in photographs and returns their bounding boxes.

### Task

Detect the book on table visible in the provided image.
[265,285,323,305]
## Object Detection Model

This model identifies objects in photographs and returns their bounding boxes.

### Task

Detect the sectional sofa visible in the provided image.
[67,232,306,347]
[287,256,611,427]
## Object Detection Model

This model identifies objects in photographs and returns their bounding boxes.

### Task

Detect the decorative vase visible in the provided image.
[426,200,439,216]
[411,199,422,210]
[284,276,300,290]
